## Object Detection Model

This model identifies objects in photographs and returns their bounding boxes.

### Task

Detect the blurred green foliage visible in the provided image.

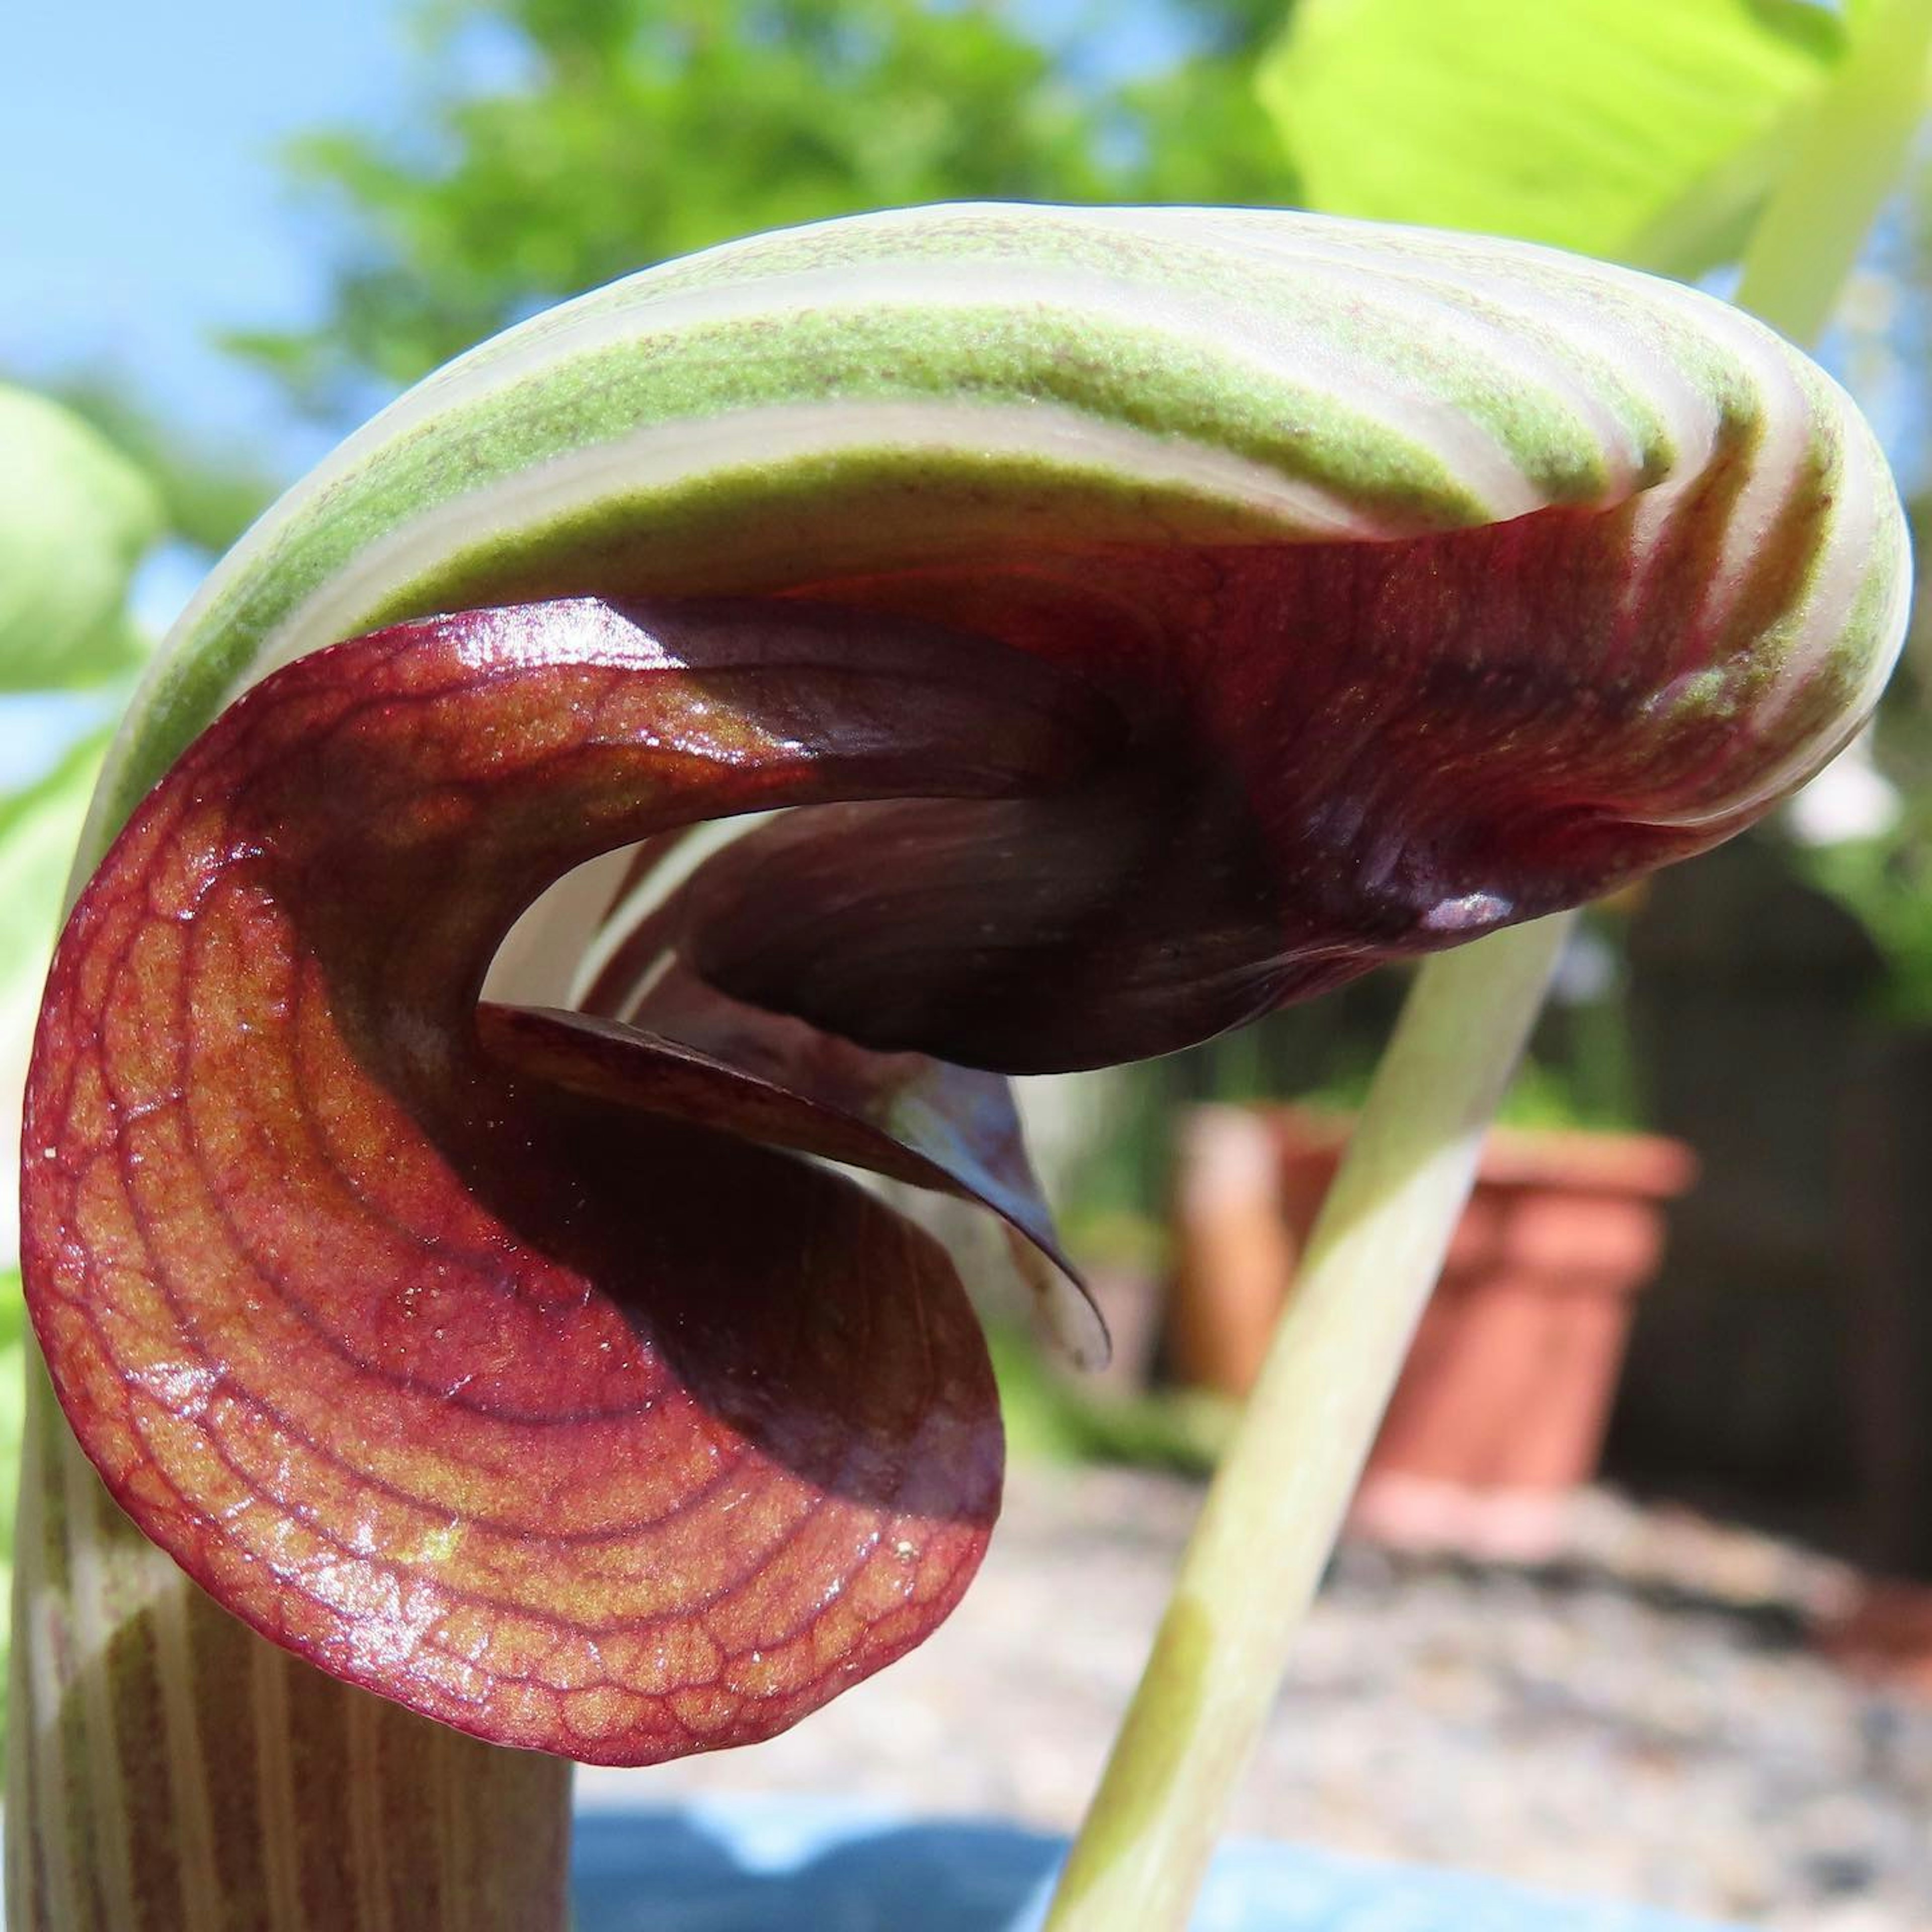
[0,385,161,692]
[1803,490,1932,1023]
[989,1320,1234,1472]
[0,386,166,1739]
[42,374,280,556]
[228,0,1297,419]
[1804,830,1932,1020]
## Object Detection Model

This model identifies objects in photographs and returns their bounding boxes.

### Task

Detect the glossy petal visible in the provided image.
[512,957,1103,1363]
[22,598,1115,1760]
[73,209,1904,1077]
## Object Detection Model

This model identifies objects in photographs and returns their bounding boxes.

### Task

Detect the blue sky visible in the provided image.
[3,1,421,778]
[5,0,411,474]
[0,0,1185,784]
[5,0,1178,484]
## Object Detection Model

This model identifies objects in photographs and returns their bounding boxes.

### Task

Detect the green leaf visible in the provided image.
[0,385,162,691]
[0,728,111,1274]
[1257,0,1853,273]
[40,373,279,555]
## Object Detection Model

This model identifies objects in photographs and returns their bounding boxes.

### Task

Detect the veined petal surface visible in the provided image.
[25,600,1113,1759]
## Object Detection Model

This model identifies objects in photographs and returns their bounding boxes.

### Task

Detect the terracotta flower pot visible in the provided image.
[1168,1105,1697,1553]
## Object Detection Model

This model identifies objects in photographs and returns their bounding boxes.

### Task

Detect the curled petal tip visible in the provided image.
[26,600,1112,1759]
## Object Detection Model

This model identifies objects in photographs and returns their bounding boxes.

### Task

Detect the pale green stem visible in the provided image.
[1043,914,1571,1930]
[1736,0,1932,347]
[1043,8,1931,1921]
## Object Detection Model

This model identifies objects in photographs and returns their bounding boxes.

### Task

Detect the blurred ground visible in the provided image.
[579,1465,1932,1932]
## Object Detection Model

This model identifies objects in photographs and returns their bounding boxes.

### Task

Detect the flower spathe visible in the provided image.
[23,206,1908,1761]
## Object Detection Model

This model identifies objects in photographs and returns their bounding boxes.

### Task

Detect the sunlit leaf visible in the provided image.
[0,386,161,691]
[1257,0,1852,273]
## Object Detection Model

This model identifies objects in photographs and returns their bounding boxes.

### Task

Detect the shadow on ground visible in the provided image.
[570,1802,1737,1931]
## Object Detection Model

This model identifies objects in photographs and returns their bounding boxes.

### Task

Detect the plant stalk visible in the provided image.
[1735,0,1932,347]
[1040,913,1571,1931]
[1044,5,1931,1922]
[7,1324,572,1931]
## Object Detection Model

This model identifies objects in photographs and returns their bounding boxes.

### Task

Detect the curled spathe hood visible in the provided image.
[26,206,1907,1763]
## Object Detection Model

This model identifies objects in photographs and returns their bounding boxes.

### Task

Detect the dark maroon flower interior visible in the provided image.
[658,514,1797,1070]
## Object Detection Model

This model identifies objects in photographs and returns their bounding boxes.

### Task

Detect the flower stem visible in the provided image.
[1040,912,1571,1932]
[7,1358,572,1931]
[1735,0,1932,347]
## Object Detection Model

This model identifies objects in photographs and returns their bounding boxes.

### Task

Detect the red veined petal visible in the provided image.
[21,596,1117,1760]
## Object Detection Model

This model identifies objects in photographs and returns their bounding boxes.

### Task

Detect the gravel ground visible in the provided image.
[578,1466,1932,1930]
